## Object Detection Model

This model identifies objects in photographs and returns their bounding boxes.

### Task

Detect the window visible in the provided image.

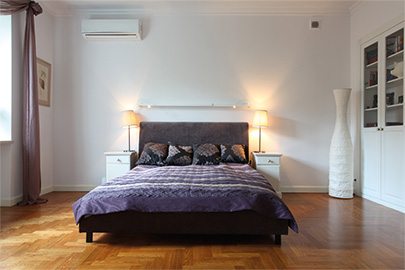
[0,15,12,141]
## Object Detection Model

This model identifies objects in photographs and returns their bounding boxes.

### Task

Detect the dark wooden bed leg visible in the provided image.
[274,234,281,245]
[86,232,93,243]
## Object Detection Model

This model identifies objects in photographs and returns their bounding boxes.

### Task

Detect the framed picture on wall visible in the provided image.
[37,58,51,107]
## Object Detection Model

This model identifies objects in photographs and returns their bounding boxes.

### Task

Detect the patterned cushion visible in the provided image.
[137,143,168,166]
[192,144,221,165]
[220,144,247,163]
[166,145,193,166]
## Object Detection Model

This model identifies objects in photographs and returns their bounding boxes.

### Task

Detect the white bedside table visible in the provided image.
[251,152,282,198]
[104,152,137,181]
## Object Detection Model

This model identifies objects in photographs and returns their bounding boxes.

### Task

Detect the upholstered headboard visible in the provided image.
[138,122,249,156]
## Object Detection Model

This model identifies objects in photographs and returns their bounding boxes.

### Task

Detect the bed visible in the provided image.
[73,122,298,244]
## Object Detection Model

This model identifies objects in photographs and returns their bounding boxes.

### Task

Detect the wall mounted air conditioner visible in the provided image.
[81,19,142,40]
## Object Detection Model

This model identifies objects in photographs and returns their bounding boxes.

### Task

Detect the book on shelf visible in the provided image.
[365,122,378,127]
[387,35,404,56]
[386,122,404,126]
[368,70,378,86]
[366,49,378,65]
[386,92,395,105]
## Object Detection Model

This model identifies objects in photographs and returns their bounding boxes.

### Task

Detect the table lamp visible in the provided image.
[253,110,268,152]
[121,110,138,152]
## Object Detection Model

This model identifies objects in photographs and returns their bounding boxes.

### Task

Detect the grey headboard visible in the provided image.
[138,122,249,156]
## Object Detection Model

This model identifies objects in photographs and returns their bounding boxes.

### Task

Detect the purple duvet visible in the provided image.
[73,164,298,232]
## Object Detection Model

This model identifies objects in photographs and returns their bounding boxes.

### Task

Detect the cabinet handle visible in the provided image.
[268,159,274,164]
[381,128,384,131]
[117,158,122,163]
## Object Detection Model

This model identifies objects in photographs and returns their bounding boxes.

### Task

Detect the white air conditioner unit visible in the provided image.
[81,19,142,40]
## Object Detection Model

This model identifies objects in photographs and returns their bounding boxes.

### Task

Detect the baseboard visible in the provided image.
[53,185,97,192]
[39,185,330,193]
[0,194,22,207]
[282,186,328,193]
[0,185,331,206]
[360,193,405,213]
[40,186,54,196]
[1,186,55,206]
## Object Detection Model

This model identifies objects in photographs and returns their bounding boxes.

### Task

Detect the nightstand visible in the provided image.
[251,152,282,198]
[104,152,137,181]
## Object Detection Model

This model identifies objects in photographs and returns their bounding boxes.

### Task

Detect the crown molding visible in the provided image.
[40,1,355,17]
[348,0,363,15]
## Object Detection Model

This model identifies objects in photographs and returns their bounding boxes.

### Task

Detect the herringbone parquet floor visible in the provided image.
[0,192,404,269]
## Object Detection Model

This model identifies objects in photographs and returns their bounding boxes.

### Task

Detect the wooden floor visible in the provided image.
[0,192,404,269]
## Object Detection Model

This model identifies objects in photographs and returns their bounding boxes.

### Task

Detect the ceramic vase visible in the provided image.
[329,88,353,199]
[391,61,403,78]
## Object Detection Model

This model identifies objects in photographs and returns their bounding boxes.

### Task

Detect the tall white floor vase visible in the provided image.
[329,88,353,199]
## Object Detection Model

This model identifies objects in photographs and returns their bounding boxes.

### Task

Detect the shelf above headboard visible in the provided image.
[138,103,250,110]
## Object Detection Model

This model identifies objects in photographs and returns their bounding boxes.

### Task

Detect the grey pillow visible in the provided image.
[192,144,221,165]
[166,145,193,166]
[137,142,168,166]
[220,144,247,163]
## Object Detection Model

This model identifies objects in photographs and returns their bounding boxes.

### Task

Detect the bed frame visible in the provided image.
[79,122,290,244]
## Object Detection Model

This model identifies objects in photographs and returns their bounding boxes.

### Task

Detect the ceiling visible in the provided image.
[40,0,360,16]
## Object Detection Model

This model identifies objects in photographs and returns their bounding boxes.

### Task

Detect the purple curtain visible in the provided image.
[0,0,47,205]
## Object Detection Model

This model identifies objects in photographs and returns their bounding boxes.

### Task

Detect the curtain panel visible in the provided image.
[0,0,47,205]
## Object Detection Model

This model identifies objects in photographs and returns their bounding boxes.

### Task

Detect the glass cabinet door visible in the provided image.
[384,28,404,127]
[363,42,379,128]
[362,26,404,129]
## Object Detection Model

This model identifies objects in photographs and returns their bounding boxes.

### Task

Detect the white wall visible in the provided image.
[2,2,403,205]
[36,10,55,195]
[350,1,404,193]
[0,11,55,206]
[53,13,350,191]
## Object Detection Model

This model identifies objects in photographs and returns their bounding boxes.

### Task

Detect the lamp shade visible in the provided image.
[253,110,268,127]
[121,110,138,127]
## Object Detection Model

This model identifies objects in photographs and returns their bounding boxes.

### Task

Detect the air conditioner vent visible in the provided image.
[81,19,142,40]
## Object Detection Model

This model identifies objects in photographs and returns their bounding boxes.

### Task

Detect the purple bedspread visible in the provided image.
[73,164,298,232]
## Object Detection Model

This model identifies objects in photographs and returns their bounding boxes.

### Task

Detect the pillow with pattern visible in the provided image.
[166,145,193,166]
[220,144,247,163]
[192,144,221,165]
[137,142,168,166]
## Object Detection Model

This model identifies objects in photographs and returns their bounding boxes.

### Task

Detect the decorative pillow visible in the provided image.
[192,144,221,165]
[137,143,168,166]
[220,144,247,163]
[166,145,193,166]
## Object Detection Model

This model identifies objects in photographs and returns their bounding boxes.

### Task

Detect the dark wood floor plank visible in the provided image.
[0,192,404,269]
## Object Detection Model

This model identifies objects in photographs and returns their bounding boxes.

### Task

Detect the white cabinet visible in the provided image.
[251,152,282,198]
[381,129,404,207]
[104,152,137,181]
[361,22,405,213]
[361,130,381,198]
